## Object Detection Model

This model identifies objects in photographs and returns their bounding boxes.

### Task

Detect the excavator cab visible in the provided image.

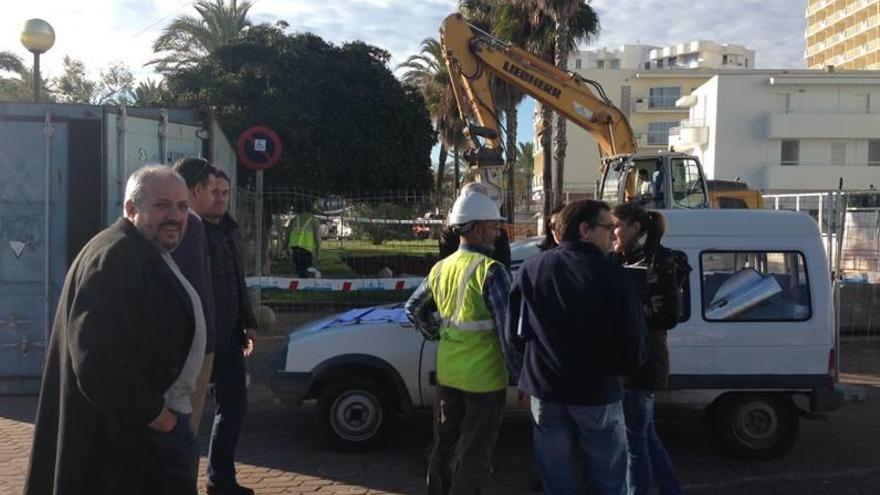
[599,153,710,209]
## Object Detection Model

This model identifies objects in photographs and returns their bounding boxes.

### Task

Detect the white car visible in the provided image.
[272,209,843,458]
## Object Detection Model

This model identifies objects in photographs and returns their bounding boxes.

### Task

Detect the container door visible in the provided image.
[0,116,68,394]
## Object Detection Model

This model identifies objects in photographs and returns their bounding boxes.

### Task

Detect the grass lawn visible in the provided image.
[270,238,438,278]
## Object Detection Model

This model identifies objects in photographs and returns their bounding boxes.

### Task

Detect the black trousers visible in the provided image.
[290,247,313,277]
[427,385,506,495]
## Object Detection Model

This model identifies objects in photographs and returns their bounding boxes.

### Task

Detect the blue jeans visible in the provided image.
[208,349,248,488]
[530,397,628,495]
[622,390,683,495]
[143,412,199,495]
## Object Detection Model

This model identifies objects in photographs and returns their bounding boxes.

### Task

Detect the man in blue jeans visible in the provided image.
[508,200,649,495]
[202,170,258,495]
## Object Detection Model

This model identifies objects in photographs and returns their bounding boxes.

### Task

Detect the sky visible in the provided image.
[2,0,808,152]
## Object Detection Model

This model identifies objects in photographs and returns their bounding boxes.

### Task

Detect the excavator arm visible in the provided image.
[440,13,638,170]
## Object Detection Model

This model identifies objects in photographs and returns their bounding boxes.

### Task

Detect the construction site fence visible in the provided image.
[764,190,880,340]
[232,186,543,312]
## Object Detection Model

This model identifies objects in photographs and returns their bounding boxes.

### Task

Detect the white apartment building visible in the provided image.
[671,71,880,192]
[570,41,756,71]
[532,41,757,197]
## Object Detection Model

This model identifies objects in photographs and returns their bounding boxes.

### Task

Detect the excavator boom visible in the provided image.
[440,13,637,165]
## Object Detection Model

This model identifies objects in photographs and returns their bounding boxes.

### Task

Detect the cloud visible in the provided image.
[587,0,806,68]
[258,0,456,68]
[2,0,808,87]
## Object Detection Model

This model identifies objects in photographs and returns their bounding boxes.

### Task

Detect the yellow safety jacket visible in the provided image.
[288,213,317,253]
[427,249,508,393]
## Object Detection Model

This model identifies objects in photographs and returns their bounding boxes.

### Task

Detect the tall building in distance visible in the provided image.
[805,0,880,70]
[572,41,755,71]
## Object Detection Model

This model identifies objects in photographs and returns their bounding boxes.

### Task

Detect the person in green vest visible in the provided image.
[287,210,321,277]
[405,188,520,495]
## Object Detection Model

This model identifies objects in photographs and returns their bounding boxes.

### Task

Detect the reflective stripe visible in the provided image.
[452,256,485,324]
[441,318,495,332]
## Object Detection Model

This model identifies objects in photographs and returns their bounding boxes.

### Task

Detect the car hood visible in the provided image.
[287,303,409,340]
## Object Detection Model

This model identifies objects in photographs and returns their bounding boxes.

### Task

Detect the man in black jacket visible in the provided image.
[507,199,648,495]
[26,165,203,494]
[201,169,258,495]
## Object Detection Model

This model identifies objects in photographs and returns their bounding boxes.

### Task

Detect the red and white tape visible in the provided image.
[246,276,423,292]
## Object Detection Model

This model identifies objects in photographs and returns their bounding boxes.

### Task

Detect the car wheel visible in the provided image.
[317,377,395,451]
[712,393,799,460]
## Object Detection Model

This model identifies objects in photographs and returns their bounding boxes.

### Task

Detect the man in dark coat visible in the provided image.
[26,165,201,495]
[507,199,649,495]
[202,169,258,495]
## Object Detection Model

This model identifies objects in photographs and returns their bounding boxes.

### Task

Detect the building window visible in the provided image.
[869,140,880,165]
[648,86,681,108]
[656,59,664,69]
[700,251,811,322]
[611,60,620,69]
[831,141,846,165]
[781,140,799,166]
[644,61,651,70]
[722,54,729,65]
[647,122,678,145]
[597,60,605,69]
[745,58,749,68]
[575,58,582,69]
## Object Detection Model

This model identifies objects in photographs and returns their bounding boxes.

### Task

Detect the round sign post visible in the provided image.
[237,126,283,310]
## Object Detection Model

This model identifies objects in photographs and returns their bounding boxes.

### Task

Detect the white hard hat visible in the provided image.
[449,190,504,226]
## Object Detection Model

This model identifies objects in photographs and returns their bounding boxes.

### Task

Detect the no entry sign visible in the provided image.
[237,126,282,171]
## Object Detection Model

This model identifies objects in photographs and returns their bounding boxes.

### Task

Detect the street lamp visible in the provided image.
[20,19,55,103]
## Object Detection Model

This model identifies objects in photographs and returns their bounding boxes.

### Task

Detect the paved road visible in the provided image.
[0,340,877,494]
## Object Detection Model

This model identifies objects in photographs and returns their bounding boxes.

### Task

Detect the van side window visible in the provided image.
[700,251,811,322]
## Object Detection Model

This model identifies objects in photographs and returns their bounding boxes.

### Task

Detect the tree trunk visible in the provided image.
[436,143,448,209]
[540,102,554,224]
[553,22,570,209]
[453,144,460,196]
[505,106,518,224]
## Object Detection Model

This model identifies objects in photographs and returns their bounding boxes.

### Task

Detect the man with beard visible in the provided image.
[26,165,206,494]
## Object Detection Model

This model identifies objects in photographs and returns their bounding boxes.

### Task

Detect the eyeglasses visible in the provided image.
[593,223,616,232]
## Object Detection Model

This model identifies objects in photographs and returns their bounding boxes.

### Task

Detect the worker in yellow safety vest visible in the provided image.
[405,188,518,495]
[287,211,321,277]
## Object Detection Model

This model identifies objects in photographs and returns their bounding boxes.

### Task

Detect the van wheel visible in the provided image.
[317,377,395,452]
[712,393,799,460]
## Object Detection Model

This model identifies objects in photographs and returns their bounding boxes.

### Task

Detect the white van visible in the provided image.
[272,209,843,459]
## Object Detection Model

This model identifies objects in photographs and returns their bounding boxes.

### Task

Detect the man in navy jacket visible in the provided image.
[507,199,649,495]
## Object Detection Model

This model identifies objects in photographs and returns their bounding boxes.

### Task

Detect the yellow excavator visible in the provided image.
[440,13,761,210]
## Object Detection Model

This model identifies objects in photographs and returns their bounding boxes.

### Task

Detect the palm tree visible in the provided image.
[0,50,51,102]
[133,79,167,107]
[149,0,253,74]
[528,0,599,207]
[398,38,466,205]
[515,141,535,211]
[0,51,25,74]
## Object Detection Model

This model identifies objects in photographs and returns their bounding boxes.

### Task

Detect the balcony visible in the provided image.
[767,113,880,139]
[633,95,686,112]
[668,120,708,149]
[635,131,672,147]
